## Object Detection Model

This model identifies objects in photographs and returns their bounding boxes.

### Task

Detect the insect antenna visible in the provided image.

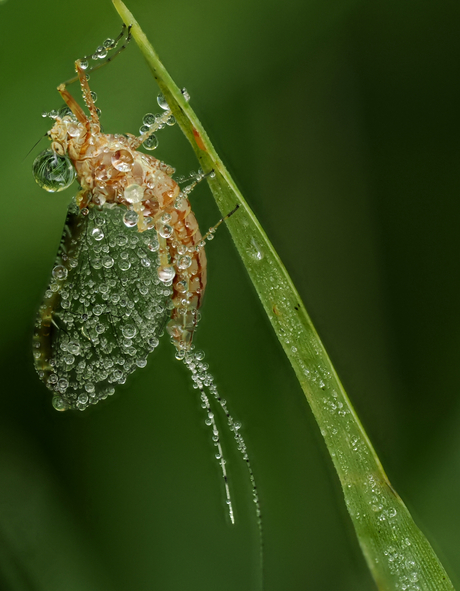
[181,349,265,587]
[24,132,48,162]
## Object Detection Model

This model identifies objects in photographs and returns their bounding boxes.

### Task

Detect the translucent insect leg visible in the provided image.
[195,204,240,250]
[61,24,133,87]
[130,109,174,151]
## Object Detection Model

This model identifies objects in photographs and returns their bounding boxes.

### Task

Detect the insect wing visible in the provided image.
[33,200,172,410]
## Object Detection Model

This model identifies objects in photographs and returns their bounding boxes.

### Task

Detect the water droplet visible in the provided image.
[52,265,68,280]
[139,125,150,134]
[166,115,176,126]
[33,149,76,192]
[250,238,264,260]
[68,341,81,355]
[123,210,139,228]
[91,227,105,241]
[102,255,114,268]
[119,259,131,271]
[143,134,158,150]
[178,255,192,270]
[96,46,107,59]
[80,60,89,70]
[148,337,160,349]
[181,88,190,102]
[158,223,173,239]
[90,91,98,102]
[142,113,155,126]
[158,266,176,282]
[52,396,68,411]
[78,393,89,404]
[112,149,134,172]
[157,93,170,110]
[122,325,137,339]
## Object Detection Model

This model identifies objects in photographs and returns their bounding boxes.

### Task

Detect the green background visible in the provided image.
[0,0,459,589]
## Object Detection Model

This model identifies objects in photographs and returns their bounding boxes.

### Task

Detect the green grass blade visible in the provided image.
[112,1,455,588]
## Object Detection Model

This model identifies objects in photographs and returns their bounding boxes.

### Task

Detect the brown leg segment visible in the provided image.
[58,58,101,130]
[57,83,88,125]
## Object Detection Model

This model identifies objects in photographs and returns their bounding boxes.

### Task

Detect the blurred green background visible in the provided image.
[0,0,459,589]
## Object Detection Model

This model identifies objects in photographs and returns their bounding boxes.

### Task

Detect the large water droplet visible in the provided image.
[123,209,139,228]
[33,149,76,192]
[52,396,68,411]
[157,93,170,110]
[91,227,105,241]
[158,266,176,282]
[143,134,158,151]
[112,149,134,172]
[124,184,144,204]
[143,113,155,126]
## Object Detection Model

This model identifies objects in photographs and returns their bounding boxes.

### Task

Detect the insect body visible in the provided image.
[33,57,207,411]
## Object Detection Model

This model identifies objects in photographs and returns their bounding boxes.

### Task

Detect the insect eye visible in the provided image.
[32,148,76,192]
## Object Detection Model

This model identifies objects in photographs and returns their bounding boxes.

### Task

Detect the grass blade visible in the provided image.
[112,1,455,588]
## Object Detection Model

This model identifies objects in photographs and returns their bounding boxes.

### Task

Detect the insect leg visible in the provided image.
[57,54,102,127]
[129,108,173,150]
[61,24,132,87]
[196,204,240,248]
[56,81,88,125]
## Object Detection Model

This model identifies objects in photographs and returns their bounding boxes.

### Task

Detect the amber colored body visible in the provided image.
[50,60,207,351]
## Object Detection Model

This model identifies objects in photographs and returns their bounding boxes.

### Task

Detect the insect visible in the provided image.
[31,27,261,541]
[32,26,215,412]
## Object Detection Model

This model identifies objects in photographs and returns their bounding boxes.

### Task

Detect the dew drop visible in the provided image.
[102,255,114,268]
[119,259,131,271]
[112,149,134,172]
[122,325,137,339]
[52,265,68,280]
[143,134,158,151]
[178,255,192,270]
[158,266,176,283]
[158,223,173,239]
[52,396,68,411]
[33,149,76,192]
[123,210,139,228]
[143,113,156,126]
[91,227,105,241]
[157,93,170,110]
